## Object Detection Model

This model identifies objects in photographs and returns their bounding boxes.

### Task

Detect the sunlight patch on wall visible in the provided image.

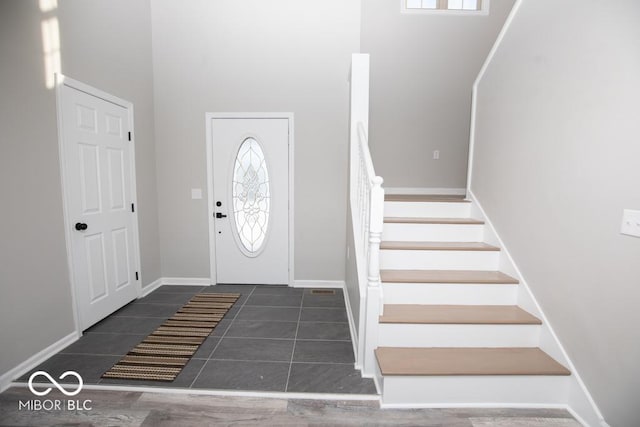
[39,0,58,13]
[41,17,61,89]
[40,0,60,89]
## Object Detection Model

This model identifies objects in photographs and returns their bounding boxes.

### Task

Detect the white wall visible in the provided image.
[361,0,515,189]
[0,0,160,379]
[345,204,361,338]
[150,0,361,280]
[470,1,640,426]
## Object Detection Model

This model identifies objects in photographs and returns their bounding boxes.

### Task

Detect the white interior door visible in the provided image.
[211,118,289,284]
[60,82,139,330]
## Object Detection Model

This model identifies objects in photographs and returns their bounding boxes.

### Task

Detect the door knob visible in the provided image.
[75,222,88,231]
[215,212,227,219]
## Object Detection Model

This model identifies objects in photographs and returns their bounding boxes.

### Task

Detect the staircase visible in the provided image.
[373,194,571,406]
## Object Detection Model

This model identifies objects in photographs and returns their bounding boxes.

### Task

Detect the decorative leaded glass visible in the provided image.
[232,137,270,254]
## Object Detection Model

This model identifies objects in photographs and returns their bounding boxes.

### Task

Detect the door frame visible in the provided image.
[205,112,294,286]
[55,74,142,333]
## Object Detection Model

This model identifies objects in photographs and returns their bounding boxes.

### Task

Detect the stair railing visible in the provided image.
[349,54,384,376]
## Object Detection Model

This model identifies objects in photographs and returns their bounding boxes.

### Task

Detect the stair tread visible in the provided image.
[384,217,484,225]
[381,241,499,251]
[381,270,519,284]
[375,347,570,376]
[385,194,469,203]
[380,305,541,324]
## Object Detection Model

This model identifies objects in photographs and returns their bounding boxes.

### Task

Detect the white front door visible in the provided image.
[210,117,290,284]
[59,81,139,330]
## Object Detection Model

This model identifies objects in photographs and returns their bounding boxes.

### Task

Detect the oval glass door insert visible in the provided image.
[232,137,270,255]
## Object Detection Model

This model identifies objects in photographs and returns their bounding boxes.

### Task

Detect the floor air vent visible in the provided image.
[310,289,336,295]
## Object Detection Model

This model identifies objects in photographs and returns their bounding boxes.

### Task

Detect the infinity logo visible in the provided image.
[28,371,83,397]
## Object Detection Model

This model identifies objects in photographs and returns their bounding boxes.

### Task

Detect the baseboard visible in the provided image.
[468,190,606,427]
[567,404,610,427]
[161,277,212,286]
[154,278,344,289]
[292,280,345,289]
[568,375,608,427]
[342,283,359,369]
[380,402,570,410]
[140,278,163,297]
[0,331,79,393]
[296,279,360,370]
[362,370,383,396]
[141,277,212,298]
[10,383,377,401]
[384,187,466,196]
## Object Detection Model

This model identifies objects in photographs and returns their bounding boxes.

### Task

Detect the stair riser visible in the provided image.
[383,201,471,218]
[382,223,484,242]
[382,283,518,305]
[380,249,499,270]
[378,324,540,348]
[379,374,569,406]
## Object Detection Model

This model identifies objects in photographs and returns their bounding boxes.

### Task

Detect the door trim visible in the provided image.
[55,74,142,334]
[205,113,295,286]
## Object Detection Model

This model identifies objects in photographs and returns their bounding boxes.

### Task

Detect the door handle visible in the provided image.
[75,222,88,231]
[215,212,227,219]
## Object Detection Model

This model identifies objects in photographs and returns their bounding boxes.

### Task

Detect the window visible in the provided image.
[447,0,480,10]
[403,0,488,14]
[232,137,270,255]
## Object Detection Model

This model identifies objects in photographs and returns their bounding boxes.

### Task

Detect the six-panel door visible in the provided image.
[61,85,138,330]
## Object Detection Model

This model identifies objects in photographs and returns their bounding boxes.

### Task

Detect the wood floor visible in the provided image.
[384,194,469,203]
[0,387,581,426]
[380,269,519,284]
[375,347,571,376]
[384,217,485,225]
[379,304,542,325]
[380,241,500,251]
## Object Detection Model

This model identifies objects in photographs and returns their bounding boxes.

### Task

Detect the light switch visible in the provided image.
[191,188,202,200]
[620,209,640,238]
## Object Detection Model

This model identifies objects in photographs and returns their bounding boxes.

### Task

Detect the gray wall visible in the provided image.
[0,0,160,378]
[58,0,161,291]
[470,1,640,426]
[361,0,515,189]
[150,0,361,280]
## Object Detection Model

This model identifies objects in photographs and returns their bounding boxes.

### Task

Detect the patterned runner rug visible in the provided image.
[102,292,240,381]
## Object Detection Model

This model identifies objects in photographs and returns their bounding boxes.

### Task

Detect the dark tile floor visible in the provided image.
[16,285,376,395]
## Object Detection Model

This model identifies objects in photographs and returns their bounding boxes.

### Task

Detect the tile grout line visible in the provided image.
[188,286,257,389]
[206,337,352,342]
[25,286,358,392]
[95,287,205,387]
[201,358,354,365]
[284,290,305,392]
[59,352,137,357]
[215,320,349,324]
[94,286,241,389]
[197,286,256,372]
